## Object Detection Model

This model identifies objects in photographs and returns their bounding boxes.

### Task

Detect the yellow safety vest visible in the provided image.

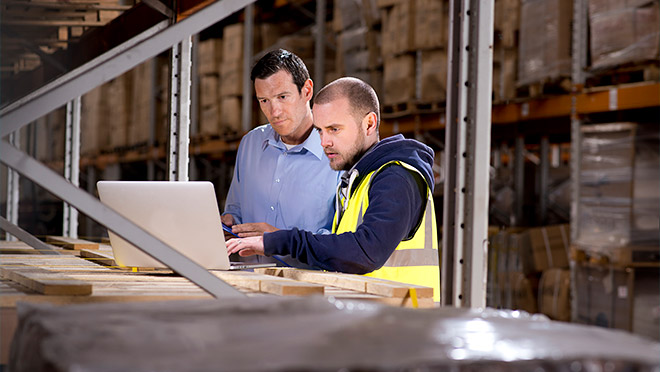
[332,161,440,302]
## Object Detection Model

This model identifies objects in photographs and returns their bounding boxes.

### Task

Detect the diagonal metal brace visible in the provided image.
[0,140,245,299]
[0,217,61,255]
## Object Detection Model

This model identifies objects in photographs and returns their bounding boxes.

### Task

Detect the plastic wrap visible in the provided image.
[9,296,660,372]
[518,0,572,86]
[576,123,660,249]
[589,0,660,69]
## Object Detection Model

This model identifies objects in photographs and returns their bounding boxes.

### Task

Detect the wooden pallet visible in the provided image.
[570,245,660,268]
[382,101,445,119]
[516,77,572,99]
[586,62,660,88]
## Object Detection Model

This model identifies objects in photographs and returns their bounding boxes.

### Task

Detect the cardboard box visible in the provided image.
[518,0,572,86]
[197,38,223,75]
[333,0,366,31]
[198,105,220,137]
[220,60,243,97]
[492,46,518,102]
[572,262,659,341]
[577,123,660,248]
[219,96,241,132]
[420,49,447,102]
[81,85,103,156]
[496,271,538,314]
[128,60,154,146]
[538,268,571,321]
[589,1,660,69]
[222,23,243,64]
[383,54,415,104]
[415,0,446,50]
[199,75,219,109]
[495,0,520,48]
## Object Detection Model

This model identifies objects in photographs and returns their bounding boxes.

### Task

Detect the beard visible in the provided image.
[328,130,367,171]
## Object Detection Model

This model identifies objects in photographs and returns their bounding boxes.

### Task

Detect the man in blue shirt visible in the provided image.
[221,49,340,267]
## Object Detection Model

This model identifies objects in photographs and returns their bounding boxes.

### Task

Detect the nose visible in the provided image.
[270,100,283,117]
[320,131,331,148]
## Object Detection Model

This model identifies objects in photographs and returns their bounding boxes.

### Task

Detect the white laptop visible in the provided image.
[96,181,274,270]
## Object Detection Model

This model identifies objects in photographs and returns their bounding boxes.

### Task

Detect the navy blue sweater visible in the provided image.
[263,134,435,274]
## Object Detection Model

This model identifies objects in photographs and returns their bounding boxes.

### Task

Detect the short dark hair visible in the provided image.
[314,77,380,129]
[250,49,310,93]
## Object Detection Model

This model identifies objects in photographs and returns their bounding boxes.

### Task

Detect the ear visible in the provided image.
[362,112,378,136]
[302,79,314,102]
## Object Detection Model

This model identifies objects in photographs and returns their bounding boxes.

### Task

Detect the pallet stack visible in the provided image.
[517,0,572,96]
[197,37,223,138]
[586,0,660,86]
[333,0,382,96]
[571,122,660,340]
[219,23,244,135]
[379,0,448,113]
[493,0,520,103]
[487,224,572,321]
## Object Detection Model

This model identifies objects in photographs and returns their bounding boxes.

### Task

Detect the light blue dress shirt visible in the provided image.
[224,124,341,266]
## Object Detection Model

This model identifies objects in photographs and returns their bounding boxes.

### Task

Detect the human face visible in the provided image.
[254,70,313,145]
[314,98,375,171]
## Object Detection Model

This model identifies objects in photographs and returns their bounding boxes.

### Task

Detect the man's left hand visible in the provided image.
[226,236,265,257]
[231,222,278,237]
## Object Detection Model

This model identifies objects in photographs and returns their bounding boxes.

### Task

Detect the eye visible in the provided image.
[279,95,287,100]
[259,99,268,104]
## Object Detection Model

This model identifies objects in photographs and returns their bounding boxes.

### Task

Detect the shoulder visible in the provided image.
[369,163,427,199]
[238,124,273,149]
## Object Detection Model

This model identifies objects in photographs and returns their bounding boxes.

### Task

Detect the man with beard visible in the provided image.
[227,77,440,300]
[222,49,340,267]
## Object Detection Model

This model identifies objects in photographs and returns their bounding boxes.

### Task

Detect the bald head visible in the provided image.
[314,77,380,131]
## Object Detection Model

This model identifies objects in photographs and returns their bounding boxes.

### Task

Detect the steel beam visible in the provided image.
[442,0,493,308]
[168,37,192,182]
[0,141,244,299]
[0,217,60,255]
[1,0,257,138]
[514,135,525,225]
[539,136,549,224]
[5,132,20,241]
[241,4,254,133]
[63,97,82,238]
[314,0,326,94]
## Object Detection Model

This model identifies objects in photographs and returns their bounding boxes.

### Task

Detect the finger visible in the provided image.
[238,248,256,257]
[232,223,256,233]
[237,231,263,238]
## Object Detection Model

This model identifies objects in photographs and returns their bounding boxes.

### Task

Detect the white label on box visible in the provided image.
[618,285,628,299]
[609,88,618,111]
[521,102,529,117]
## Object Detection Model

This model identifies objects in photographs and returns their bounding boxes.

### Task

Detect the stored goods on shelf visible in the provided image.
[538,268,570,321]
[577,122,660,249]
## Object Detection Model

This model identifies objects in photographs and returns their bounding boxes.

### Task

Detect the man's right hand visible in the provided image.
[221,214,236,240]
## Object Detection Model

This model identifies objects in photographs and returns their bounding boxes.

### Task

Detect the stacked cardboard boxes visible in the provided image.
[589,0,660,70]
[128,60,156,146]
[380,0,448,106]
[493,0,519,102]
[197,38,223,137]
[219,24,244,133]
[517,0,572,89]
[334,0,382,96]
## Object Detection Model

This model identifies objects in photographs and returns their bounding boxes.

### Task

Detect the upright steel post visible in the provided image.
[314,0,326,94]
[5,132,20,241]
[442,0,493,308]
[539,136,550,224]
[571,0,588,242]
[514,135,525,225]
[63,97,82,238]
[168,36,193,181]
[241,4,254,133]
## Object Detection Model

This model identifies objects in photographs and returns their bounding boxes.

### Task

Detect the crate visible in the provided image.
[571,261,660,341]
[538,268,570,321]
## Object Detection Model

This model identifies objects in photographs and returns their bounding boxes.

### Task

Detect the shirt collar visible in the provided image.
[262,124,325,161]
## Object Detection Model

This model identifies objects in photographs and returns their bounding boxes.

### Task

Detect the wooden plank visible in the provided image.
[46,236,99,250]
[0,254,111,272]
[257,268,367,292]
[255,268,433,299]
[214,271,324,296]
[80,249,117,266]
[0,265,92,296]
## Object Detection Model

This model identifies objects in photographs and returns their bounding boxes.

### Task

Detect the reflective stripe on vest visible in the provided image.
[333,161,440,302]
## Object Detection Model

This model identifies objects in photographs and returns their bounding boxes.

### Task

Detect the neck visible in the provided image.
[281,111,313,146]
